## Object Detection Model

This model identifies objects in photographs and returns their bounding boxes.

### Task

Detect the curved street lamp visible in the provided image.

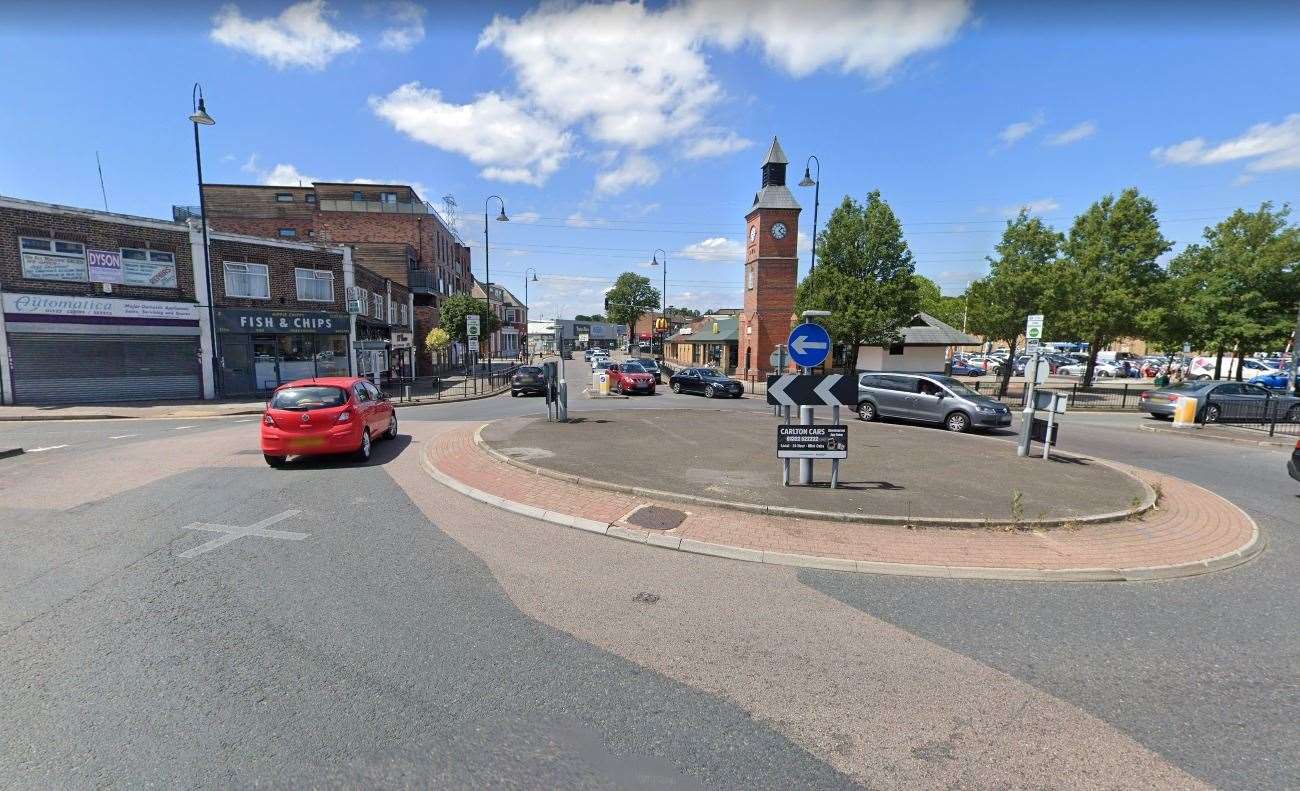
[190,84,219,396]
[483,195,508,372]
[649,248,667,358]
[798,155,821,271]
[523,267,539,360]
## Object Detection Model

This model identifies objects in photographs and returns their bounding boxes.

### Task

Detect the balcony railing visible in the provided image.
[408,269,435,294]
[318,198,430,214]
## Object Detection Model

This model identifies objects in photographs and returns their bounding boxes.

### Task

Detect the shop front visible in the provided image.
[215,308,350,395]
[1,292,202,404]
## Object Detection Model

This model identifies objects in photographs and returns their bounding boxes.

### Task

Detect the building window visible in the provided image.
[275,192,294,203]
[19,236,88,282]
[119,248,178,288]
[388,299,397,324]
[399,304,409,327]
[888,340,905,356]
[408,254,418,270]
[352,288,369,314]
[379,192,397,204]
[278,228,297,238]
[224,261,270,299]
[352,190,365,202]
[505,308,516,323]
[371,293,383,318]
[305,192,316,204]
[295,268,334,302]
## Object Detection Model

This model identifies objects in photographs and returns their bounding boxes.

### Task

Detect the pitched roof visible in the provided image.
[900,313,981,345]
[750,185,801,211]
[669,316,738,343]
[762,136,789,165]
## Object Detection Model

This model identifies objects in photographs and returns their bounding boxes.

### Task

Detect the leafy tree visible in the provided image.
[666,305,702,319]
[438,293,500,344]
[913,274,966,330]
[795,192,919,370]
[603,272,660,338]
[966,211,1061,393]
[1164,203,1300,379]
[424,327,451,360]
[1052,188,1172,385]
[589,313,606,323]
[573,314,593,322]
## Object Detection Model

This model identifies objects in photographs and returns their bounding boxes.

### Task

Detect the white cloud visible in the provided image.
[679,236,745,262]
[1001,198,1060,217]
[210,0,359,70]
[997,113,1044,148]
[1152,114,1300,173]
[512,211,541,223]
[369,82,572,186]
[378,0,425,52]
[1045,120,1096,147]
[565,212,608,228]
[241,155,425,194]
[594,154,660,195]
[683,132,754,159]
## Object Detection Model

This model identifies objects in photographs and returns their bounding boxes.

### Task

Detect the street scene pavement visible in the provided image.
[2,354,1297,788]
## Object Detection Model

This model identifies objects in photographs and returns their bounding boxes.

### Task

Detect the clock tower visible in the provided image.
[740,136,801,376]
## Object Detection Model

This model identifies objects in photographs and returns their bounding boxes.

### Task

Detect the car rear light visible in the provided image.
[262,414,277,427]
[1167,394,1179,403]
[336,409,353,423]
[1140,391,1151,399]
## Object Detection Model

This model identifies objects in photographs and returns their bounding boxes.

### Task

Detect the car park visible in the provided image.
[856,372,1012,432]
[260,377,397,467]
[607,362,657,394]
[636,357,664,383]
[948,360,986,377]
[1057,361,1119,377]
[669,367,744,398]
[510,365,548,397]
[1139,380,1300,422]
[1250,371,1295,391]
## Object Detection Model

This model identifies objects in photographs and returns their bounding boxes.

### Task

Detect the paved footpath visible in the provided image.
[426,422,1260,581]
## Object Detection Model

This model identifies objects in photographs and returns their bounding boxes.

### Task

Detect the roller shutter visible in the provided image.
[9,333,201,404]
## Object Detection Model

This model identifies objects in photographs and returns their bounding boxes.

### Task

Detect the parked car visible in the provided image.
[260,377,397,467]
[948,360,986,377]
[669,367,744,398]
[510,365,548,397]
[856,372,1012,432]
[607,362,657,395]
[635,357,663,383]
[1250,371,1295,391]
[1138,380,1300,423]
[1058,361,1119,378]
[592,358,613,374]
[1290,438,1300,483]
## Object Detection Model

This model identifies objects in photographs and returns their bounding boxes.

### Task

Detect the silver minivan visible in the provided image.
[856,372,1012,432]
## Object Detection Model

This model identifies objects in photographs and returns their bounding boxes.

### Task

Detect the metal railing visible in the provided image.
[971,381,1150,411]
[392,364,522,402]
[1203,396,1300,437]
[408,269,435,293]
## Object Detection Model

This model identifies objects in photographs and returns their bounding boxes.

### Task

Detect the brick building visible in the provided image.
[194,181,469,372]
[472,280,527,360]
[0,196,205,404]
[739,138,801,376]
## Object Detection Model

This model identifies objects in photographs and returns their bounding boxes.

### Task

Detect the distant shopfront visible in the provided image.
[215,307,351,395]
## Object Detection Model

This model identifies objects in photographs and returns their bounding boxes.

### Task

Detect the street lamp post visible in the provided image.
[523,267,538,361]
[189,84,218,398]
[483,195,508,373]
[798,155,821,272]
[649,248,667,358]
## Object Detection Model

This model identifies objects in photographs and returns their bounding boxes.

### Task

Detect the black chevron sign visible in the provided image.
[765,373,857,407]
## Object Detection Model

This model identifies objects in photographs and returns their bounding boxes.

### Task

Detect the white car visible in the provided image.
[1058,361,1118,378]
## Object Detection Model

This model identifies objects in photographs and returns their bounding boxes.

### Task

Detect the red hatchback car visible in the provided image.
[606,362,657,395]
[260,377,397,467]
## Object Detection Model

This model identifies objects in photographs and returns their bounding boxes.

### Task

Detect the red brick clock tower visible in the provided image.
[740,137,801,376]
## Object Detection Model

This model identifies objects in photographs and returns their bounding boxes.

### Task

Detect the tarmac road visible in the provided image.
[0,360,1295,788]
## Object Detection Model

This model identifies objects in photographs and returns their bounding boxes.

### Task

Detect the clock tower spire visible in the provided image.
[740,136,801,376]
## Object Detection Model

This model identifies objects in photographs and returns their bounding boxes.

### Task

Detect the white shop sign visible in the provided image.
[21,252,88,283]
[2,292,198,322]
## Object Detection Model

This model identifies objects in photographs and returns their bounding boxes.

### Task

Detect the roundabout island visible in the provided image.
[425,408,1261,582]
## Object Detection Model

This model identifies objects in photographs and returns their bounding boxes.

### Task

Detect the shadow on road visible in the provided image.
[273,434,413,470]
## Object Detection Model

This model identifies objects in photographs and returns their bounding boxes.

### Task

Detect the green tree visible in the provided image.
[912,274,966,330]
[666,305,702,319]
[573,314,593,321]
[438,293,500,344]
[1052,188,1172,385]
[795,192,919,370]
[966,210,1062,393]
[1165,203,1300,379]
[603,272,661,338]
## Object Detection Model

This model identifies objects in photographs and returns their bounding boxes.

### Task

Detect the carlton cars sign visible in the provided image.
[215,308,348,334]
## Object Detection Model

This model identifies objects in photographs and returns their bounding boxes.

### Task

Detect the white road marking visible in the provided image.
[172,425,197,430]
[234,418,257,423]
[108,434,138,440]
[178,509,309,559]
[26,445,69,453]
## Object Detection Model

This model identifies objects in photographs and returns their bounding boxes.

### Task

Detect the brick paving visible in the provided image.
[426,423,1259,576]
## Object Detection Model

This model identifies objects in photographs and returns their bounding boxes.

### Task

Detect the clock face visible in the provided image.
[771,222,787,240]
[749,225,758,242]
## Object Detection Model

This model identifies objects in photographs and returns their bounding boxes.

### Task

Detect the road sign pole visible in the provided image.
[1042,398,1056,461]
[798,404,814,484]
[782,404,791,486]
[830,404,840,489]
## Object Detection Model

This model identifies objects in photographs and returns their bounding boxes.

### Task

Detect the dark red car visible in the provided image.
[260,377,397,467]
[607,362,657,395]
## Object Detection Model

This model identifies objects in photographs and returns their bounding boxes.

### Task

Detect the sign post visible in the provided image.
[1018,314,1045,457]
[770,312,847,487]
[466,314,481,371]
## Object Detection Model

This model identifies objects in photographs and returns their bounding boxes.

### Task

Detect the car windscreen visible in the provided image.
[519,367,543,375]
[699,369,726,379]
[637,359,658,368]
[621,363,645,373]
[931,376,980,397]
[270,386,347,410]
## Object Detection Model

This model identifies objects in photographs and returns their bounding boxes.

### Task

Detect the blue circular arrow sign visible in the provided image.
[787,323,831,368]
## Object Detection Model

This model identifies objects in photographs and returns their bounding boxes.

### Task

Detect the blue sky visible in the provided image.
[2,0,1298,319]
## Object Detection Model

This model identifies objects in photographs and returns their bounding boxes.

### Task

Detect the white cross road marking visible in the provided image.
[813,374,847,407]
[172,425,197,430]
[108,435,138,440]
[177,509,309,559]
[768,374,796,406]
[26,445,69,453]
[790,335,828,355]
